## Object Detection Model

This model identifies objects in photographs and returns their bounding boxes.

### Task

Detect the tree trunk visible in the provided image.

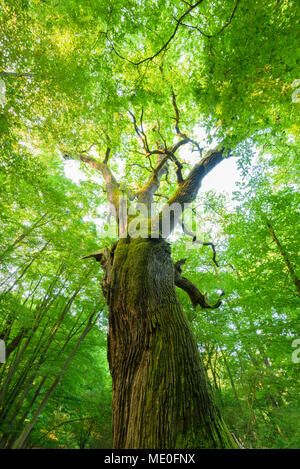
[266,220,300,296]
[102,237,237,449]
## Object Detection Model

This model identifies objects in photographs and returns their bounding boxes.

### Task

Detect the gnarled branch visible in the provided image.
[62,148,123,227]
[129,110,150,154]
[153,147,231,237]
[174,259,223,309]
[137,153,169,210]
[177,0,240,39]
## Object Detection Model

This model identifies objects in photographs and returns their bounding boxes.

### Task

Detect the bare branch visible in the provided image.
[171,89,188,139]
[134,0,205,65]
[153,120,168,150]
[128,110,150,154]
[137,154,169,209]
[170,90,204,155]
[127,162,152,173]
[103,147,111,164]
[61,149,122,226]
[153,147,231,236]
[174,259,222,309]
[177,0,240,39]
[181,221,219,266]
[0,71,34,78]
[168,147,230,207]
[167,150,184,185]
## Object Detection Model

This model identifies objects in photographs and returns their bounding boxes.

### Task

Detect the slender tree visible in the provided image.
[1,0,299,449]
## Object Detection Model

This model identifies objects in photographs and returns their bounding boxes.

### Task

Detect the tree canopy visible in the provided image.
[0,0,299,449]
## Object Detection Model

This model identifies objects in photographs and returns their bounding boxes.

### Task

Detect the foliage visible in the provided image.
[0,156,112,448]
[172,153,300,448]
[0,0,299,449]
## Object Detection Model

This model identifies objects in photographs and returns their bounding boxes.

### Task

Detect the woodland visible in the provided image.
[0,0,299,450]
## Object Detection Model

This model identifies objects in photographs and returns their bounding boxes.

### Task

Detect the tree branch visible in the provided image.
[170,90,204,155]
[177,0,240,39]
[82,243,117,299]
[153,147,231,237]
[104,1,205,66]
[169,147,230,205]
[174,259,222,309]
[128,110,150,154]
[134,0,205,65]
[171,88,188,139]
[62,149,123,226]
[266,219,300,296]
[137,154,169,209]
[181,221,219,266]
[0,71,34,78]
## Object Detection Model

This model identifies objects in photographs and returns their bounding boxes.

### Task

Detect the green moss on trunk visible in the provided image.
[103,237,238,449]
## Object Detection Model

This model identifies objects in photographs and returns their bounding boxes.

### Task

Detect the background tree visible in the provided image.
[172,151,299,448]
[0,155,112,449]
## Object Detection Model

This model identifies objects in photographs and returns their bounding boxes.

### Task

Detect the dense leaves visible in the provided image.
[0,0,299,449]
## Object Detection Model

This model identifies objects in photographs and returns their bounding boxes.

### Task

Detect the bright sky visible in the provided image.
[197,157,239,195]
[64,119,243,200]
[64,155,241,243]
[64,152,241,198]
[63,151,243,245]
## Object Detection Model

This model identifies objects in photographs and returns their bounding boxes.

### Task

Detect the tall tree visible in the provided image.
[1,0,299,449]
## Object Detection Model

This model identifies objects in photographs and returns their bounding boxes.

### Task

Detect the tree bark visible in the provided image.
[78,141,235,449]
[101,237,237,449]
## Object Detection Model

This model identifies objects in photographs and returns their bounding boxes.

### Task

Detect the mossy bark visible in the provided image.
[102,237,237,449]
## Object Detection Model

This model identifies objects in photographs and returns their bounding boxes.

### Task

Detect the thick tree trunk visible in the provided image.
[102,237,237,449]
